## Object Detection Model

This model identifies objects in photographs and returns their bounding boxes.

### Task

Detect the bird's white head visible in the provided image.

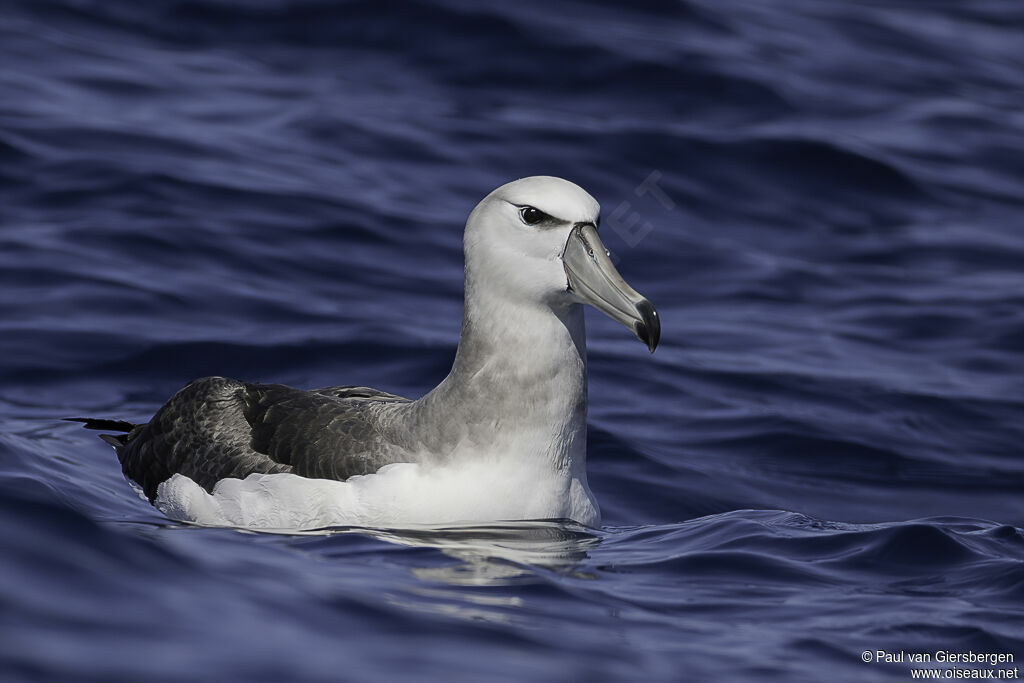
[464,176,659,351]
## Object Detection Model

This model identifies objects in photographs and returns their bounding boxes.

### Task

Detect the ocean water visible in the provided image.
[2,1,1024,680]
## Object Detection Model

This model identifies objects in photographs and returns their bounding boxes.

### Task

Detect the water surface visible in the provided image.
[2,1,1023,680]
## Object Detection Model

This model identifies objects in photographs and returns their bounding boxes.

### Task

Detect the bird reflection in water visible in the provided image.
[314,520,603,624]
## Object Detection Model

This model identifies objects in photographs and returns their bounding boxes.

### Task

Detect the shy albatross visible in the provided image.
[70,176,659,529]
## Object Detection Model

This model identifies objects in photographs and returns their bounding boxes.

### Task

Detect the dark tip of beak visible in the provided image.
[634,299,660,353]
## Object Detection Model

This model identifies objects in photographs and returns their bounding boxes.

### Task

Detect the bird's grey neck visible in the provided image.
[415,283,588,470]
[452,286,586,382]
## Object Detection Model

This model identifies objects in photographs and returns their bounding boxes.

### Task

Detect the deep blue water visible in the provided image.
[2,1,1024,680]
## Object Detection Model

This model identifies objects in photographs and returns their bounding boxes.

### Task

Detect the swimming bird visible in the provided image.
[70,176,659,529]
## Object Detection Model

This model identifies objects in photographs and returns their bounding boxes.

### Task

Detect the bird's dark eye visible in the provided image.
[519,206,546,225]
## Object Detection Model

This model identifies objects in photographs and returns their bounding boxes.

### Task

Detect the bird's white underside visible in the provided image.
[155,459,600,530]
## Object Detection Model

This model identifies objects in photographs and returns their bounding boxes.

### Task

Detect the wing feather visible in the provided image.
[113,377,411,501]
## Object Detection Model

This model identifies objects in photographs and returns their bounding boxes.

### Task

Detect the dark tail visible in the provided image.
[65,417,135,432]
[65,417,139,448]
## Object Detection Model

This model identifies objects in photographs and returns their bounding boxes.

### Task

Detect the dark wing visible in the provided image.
[243,383,411,480]
[111,377,412,501]
[116,377,292,501]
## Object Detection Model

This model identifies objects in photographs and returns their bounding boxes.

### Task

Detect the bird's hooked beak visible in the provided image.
[561,223,660,352]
